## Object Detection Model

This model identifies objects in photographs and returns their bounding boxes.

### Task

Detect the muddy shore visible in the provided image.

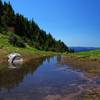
[44,56,100,100]
[60,56,100,77]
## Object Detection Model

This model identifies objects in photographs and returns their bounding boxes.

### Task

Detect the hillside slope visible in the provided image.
[0,0,70,52]
[0,33,61,63]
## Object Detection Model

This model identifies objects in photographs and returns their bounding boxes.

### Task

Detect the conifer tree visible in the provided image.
[0,0,70,52]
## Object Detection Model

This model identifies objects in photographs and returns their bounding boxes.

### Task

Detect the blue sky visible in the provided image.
[3,0,100,47]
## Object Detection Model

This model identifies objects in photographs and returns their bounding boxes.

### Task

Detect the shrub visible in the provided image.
[16,41,26,48]
[9,35,17,45]
[9,34,26,48]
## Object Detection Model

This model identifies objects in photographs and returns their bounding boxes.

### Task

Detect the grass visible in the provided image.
[0,32,100,62]
[77,49,100,57]
[75,49,100,61]
[63,48,100,62]
[0,33,60,63]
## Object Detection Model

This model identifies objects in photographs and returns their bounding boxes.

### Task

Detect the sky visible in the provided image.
[3,0,100,47]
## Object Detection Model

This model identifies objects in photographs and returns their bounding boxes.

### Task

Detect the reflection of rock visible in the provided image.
[8,53,23,64]
[8,62,22,69]
[0,57,46,91]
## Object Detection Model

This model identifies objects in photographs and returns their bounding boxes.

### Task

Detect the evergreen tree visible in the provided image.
[0,0,70,52]
[0,0,3,32]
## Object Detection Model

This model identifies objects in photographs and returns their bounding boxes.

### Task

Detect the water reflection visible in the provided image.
[0,56,99,100]
[57,56,62,63]
[8,63,22,69]
[0,57,46,91]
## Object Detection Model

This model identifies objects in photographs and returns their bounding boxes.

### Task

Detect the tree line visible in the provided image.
[0,0,71,52]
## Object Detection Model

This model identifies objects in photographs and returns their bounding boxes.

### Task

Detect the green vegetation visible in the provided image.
[75,49,100,61]
[0,0,100,62]
[0,0,70,52]
[63,49,100,62]
[77,49,100,57]
[0,33,63,63]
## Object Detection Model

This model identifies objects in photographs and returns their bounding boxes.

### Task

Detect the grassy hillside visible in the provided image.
[0,32,100,63]
[0,0,69,52]
[72,49,100,62]
[77,49,100,57]
[0,33,60,63]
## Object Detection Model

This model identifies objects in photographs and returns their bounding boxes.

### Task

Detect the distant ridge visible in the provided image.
[70,47,100,52]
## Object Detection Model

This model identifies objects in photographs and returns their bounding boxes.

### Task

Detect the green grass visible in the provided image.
[76,49,100,60]
[0,33,59,61]
[64,48,100,62]
[0,33,100,62]
[77,49,100,56]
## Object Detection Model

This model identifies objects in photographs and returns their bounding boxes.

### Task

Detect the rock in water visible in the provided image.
[8,53,23,64]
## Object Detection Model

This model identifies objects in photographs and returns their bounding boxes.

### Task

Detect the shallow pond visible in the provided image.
[0,56,100,100]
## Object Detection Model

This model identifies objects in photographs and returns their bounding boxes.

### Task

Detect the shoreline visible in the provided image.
[0,47,100,77]
[60,55,100,76]
[0,49,58,64]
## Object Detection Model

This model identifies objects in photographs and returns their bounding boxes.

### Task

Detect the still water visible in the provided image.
[0,56,99,100]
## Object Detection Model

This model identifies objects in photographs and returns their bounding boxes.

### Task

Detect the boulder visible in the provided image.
[8,53,23,64]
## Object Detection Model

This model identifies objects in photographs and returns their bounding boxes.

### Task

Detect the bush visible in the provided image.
[16,41,26,48]
[9,35,26,48]
[9,35,17,45]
